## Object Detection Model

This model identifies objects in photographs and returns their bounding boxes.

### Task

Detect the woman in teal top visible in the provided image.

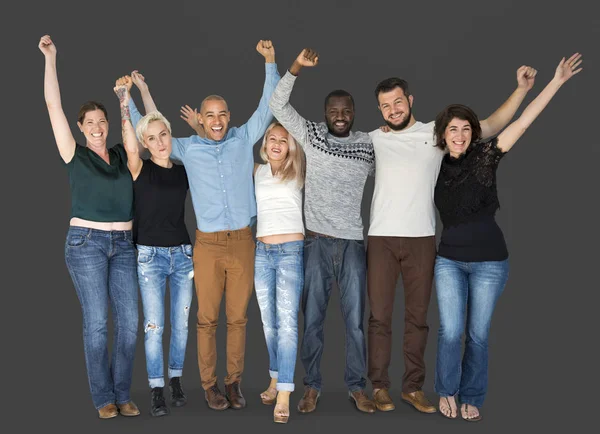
[39,35,139,419]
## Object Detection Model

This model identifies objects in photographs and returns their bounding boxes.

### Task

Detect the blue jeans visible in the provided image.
[254,240,304,392]
[64,227,139,410]
[434,256,509,407]
[300,234,367,392]
[137,244,194,388]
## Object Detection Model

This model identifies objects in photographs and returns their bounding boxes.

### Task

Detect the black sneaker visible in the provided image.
[150,387,170,417]
[169,377,188,407]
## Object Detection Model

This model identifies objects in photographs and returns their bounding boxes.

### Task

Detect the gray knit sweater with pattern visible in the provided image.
[269,71,374,240]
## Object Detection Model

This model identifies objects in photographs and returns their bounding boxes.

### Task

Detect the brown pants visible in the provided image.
[193,227,255,390]
[367,236,436,393]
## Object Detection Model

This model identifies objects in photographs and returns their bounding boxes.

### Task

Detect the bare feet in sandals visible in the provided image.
[260,378,278,405]
[274,391,290,423]
[461,403,481,422]
[439,396,458,419]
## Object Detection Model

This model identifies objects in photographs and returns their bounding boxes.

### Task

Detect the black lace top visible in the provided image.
[434,138,509,262]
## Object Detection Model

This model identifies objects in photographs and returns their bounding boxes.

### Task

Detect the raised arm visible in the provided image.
[269,48,319,147]
[39,35,76,163]
[114,78,143,179]
[238,40,281,145]
[480,65,538,139]
[497,53,583,152]
[127,73,187,162]
[131,70,157,113]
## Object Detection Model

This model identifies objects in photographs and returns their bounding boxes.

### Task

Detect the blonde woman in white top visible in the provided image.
[254,122,306,423]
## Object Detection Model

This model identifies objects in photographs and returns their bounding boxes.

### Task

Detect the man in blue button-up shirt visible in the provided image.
[129,40,280,411]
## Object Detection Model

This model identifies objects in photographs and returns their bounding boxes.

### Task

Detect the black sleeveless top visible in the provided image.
[434,138,508,262]
[133,159,191,246]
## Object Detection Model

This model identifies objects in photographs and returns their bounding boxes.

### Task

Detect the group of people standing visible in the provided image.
[39,34,582,424]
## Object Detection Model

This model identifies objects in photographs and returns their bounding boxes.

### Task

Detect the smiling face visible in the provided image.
[444,117,473,157]
[265,125,290,163]
[325,96,354,137]
[377,87,414,131]
[142,120,172,159]
[77,109,108,147]
[198,98,230,141]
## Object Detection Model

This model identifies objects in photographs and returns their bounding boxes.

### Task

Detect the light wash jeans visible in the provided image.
[434,255,509,407]
[137,244,194,388]
[254,240,304,391]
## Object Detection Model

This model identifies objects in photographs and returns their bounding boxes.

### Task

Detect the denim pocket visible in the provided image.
[137,246,155,264]
[183,244,193,259]
[66,234,88,248]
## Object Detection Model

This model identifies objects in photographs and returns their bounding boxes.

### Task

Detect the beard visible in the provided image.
[326,118,354,137]
[385,106,412,131]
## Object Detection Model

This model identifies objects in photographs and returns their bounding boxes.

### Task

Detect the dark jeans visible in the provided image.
[300,232,367,392]
[65,227,139,409]
[367,235,436,393]
[434,256,509,407]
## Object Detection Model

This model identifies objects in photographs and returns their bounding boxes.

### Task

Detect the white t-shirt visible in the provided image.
[368,121,444,237]
[255,163,305,237]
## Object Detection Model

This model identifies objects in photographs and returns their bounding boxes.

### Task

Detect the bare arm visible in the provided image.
[39,35,76,163]
[114,79,143,179]
[480,65,538,139]
[497,53,583,152]
[131,70,157,113]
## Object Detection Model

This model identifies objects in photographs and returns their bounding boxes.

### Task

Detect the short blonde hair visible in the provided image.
[260,122,305,187]
[135,111,172,143]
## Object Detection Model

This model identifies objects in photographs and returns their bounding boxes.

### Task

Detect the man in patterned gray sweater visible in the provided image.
[269,48,376,414]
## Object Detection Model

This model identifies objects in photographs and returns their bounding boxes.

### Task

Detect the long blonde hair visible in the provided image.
[260,122,306,187]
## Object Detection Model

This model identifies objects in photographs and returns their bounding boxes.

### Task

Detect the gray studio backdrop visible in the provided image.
[5,0,598,433]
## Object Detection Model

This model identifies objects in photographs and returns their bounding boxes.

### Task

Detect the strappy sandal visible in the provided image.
[260,387,278,405]
[440,396,458,419]
[461,403,482,422]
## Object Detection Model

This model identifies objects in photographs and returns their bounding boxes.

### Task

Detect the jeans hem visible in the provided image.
[276,383,295,392]
[348,384,366,393]
[116,398,132,405]
[168,368,183,379]
[94,400,115,410]
[458,396,484,408]
[149,377,165,388]
[303,382,321,392]
[269,370,278,379]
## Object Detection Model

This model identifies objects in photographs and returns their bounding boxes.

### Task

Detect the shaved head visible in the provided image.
[200,95,228,113]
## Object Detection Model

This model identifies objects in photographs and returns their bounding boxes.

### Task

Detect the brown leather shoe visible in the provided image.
[98,403,118,419]
[349,390,376,413]
[205,384,230,410]
[225,382,246,409]
[297,386,320,413]
[373,389,395,411]
[401,390,437,413]
[117,401,140,417]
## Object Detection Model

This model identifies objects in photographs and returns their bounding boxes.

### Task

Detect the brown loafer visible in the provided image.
[205,384,230,410]
[349,390,376,413]
[401,390,437,413]
[297,386,320,413]
[225,382,246,409]
[117,401,140,417]
[373,389,395,411]
[98,403,118,419]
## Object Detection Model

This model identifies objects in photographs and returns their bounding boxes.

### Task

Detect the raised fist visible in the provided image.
[295,48,319,68]
[38,35,57,57]
[256,40,275,62]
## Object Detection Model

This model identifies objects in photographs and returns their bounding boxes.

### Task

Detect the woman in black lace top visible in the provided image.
[433,53,583,421]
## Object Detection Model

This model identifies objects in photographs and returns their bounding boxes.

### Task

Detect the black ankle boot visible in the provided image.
[150,387,170,417]
[169,377,187,407]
